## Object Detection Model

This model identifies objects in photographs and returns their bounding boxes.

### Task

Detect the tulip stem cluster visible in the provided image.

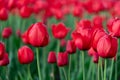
[104,59,107,80]
[109,59,114,80]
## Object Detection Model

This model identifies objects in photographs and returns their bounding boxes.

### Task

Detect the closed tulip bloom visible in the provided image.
[0,53,9,66]
[72,28,93,50]
[97,35,118,58]
[91,28,107,51]
[66,40,76,54]
[0,42,5,60]
[2,27,12,38]
[27,22,49,47]
[52,23,69,39]
[107,17,120,38]
[57,52,68,67]
[20,6,32,18]
[48,51,56,64]
[18,46,34,64]
[60,39,66,47]
[0,8,8,21]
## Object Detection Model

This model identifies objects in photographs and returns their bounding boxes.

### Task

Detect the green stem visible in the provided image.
[115,58,117,80]
[104,59,107,80]
[28,64,32,80]
[68,55,71,80]
[98,63,100,80]
[52,65,55,80]
[100,58,103,80]
[87,59,93,79]
[82,51,85,80]
[62,68,67,80]
[109,59,114,80]
[36,48,42,80]
[56,40,60,54]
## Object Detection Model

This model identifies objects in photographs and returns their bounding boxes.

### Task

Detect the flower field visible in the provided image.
[0,0,120,80]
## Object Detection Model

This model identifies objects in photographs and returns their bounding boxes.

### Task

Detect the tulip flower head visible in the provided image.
[18,46,34,64]
[48,51,56,64]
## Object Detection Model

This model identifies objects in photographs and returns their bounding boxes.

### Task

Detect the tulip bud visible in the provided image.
[27,22,49,47]
[16,29,21,37]
[48,51,56,64]
[0,8,8,21]
[0,53,9,66]
[57,52,68,67]
[66,40,76,54]
[88,47,96,56]
[52,23,69,39]
[97,35,118,58]
[2,27,12,38]
[18,46,34,64]
[0,42,5,60]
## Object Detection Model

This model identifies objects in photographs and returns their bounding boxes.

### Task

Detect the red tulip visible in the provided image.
[92,15,103,29]
[66,40,76,54]
[27,22,49,47]
[18,46,34,64]
[92,53,99,63]
[0,8,8,21]
[91,28,107,51]
[0,42,5,60]
[0,53,9,66]
[48,51,56,64]
[73,5,83,17]
[57,52,68,67]
[2,27,12,38]
[60,39,66,47]
[97,35,118,58]
[107,17,120,38]
[19,6,32,18]
[52,23,69,39]
[16,29,21,37]
[88,47,96,56]
[72,28,93,50]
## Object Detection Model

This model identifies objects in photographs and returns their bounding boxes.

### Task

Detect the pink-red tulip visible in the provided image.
[27,22,49,47]
[57,52,68,67]
[18,46,34,64]
[48,51,56,64]
[0,42,5,60]
[0,8,8,21]
[0,53,9,66]
[52,23,69,39]
[107,17,120,38]
[2,27,12,38]
[97,35,118,58]
[66,40,76,54]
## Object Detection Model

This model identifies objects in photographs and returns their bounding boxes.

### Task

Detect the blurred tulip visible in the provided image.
[107,17,120,38]
[60,39,66,47]
[0,8,8,21]
[2,27,12,38]
[57,52,68,67]
[66,40,76,54]
[48,51,56,64]
[97,35,118,58]
[92,53,99,63]
[88,47,96,56]
[18,46,34,64]
[16,29,21,37]
[0,53,9,66]
[19,6,32,18]
[91,28,107,51]
[27,22,49,47]
[0,42,5,60]
[52,23,69,39]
